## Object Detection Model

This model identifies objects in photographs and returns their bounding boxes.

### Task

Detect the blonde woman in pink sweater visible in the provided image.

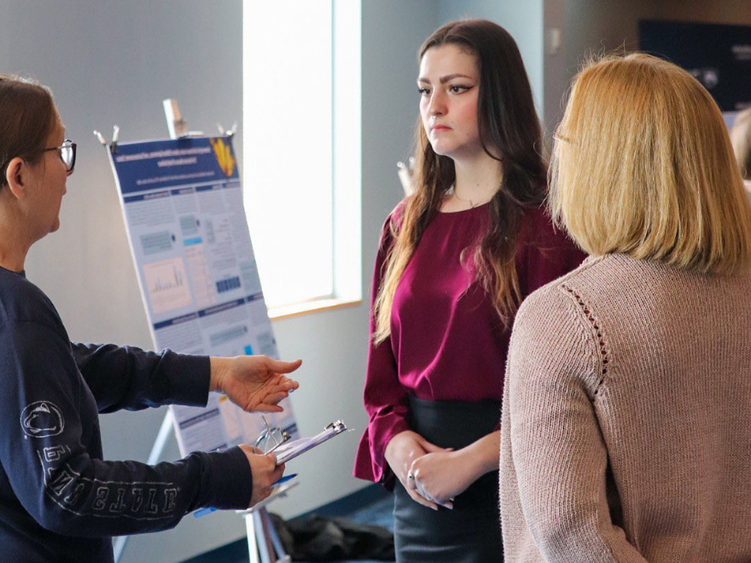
[500,53,751,562]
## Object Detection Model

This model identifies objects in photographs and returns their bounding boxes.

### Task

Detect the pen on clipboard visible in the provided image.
[271,473,297,487]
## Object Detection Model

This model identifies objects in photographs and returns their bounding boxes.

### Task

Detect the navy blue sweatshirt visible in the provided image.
[0,267,253,562]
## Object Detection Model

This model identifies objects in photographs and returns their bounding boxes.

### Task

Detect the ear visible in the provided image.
[5,157,29,201]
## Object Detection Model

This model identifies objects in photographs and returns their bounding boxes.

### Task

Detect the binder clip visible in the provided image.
[92,125,120,154]
[217,122,238,138]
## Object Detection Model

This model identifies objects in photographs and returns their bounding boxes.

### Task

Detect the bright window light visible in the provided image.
[243,0,360,311]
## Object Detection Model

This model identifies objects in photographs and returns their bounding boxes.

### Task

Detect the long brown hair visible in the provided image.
[0,74,56,188]
[373,19,546,343]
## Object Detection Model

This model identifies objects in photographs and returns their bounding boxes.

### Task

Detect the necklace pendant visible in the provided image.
[450,187,476,209]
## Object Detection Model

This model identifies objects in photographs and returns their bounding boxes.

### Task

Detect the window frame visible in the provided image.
[241,0,361,318]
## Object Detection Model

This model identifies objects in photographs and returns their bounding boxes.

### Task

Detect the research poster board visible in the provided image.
[109,136,297,456]
[639,19,751,127]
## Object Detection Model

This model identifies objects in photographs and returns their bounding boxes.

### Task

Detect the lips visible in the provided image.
[431,125,451,132]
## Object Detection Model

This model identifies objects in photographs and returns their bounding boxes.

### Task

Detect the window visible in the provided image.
[243,0,361,313]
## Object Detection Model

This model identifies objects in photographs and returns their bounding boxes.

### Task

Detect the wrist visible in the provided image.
[385,430,419,469]
[449,448,482,483]
[456,436,500,479]
[385,430,409,460]
[209,357,229,393]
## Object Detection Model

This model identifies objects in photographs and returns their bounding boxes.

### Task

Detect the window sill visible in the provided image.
[268,297,362,321]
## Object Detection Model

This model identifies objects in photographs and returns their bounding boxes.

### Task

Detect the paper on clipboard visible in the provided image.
[273,420,350,465]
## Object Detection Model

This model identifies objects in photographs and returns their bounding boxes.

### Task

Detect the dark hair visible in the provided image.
[374,19,546,341]
[0,74,56,188]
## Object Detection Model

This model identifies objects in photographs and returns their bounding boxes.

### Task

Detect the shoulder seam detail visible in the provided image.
[559,283,611,397]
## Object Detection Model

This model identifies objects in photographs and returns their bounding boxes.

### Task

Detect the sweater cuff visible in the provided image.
[166,353,211,407]
[200,446,253,510]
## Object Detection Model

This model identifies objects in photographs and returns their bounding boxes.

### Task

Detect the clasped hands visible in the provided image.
[385,430,477,511]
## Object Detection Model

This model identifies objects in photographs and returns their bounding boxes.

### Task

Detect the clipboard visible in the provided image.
[272,420,350,465]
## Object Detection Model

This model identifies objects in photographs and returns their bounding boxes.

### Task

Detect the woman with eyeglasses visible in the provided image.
[730,107,751,193]
[353,19,585,563]
[0,74,301,563]
[500,54,751,562]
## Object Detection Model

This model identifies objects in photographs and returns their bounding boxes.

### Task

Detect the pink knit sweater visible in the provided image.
[501,254,751,562]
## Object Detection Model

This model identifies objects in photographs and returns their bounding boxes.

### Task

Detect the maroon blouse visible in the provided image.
[353,202,586,486]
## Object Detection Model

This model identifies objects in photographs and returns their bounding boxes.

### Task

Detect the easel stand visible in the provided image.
[240,482,298,563]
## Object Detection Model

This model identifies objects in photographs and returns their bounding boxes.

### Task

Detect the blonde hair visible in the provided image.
[549,53,751,275]
[730,107,751,180]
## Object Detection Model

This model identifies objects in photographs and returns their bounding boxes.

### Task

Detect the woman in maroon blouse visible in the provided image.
[353,19,585,563]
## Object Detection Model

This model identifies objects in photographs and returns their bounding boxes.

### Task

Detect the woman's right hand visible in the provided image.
[240,445,285,507]
[385,431,448,511]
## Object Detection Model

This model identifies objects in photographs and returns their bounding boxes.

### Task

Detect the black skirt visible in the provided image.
[393,396,503,563]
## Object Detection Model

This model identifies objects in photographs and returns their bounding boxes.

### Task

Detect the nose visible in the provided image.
[427,91,446,118]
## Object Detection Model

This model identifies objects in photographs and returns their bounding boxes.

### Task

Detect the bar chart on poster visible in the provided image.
[108,136,297,456]
[143,258,193,315]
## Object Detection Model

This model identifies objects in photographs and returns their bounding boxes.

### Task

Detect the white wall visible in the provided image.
[0,1,437,562]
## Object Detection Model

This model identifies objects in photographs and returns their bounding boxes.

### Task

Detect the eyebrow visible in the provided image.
[417,73,475,84]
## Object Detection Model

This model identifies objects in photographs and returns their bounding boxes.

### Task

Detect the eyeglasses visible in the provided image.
[255,415,291,454]
[40,139,77,174]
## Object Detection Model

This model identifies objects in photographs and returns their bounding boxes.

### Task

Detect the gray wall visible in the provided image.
[438,0,545,116]
[1,1,436,562]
